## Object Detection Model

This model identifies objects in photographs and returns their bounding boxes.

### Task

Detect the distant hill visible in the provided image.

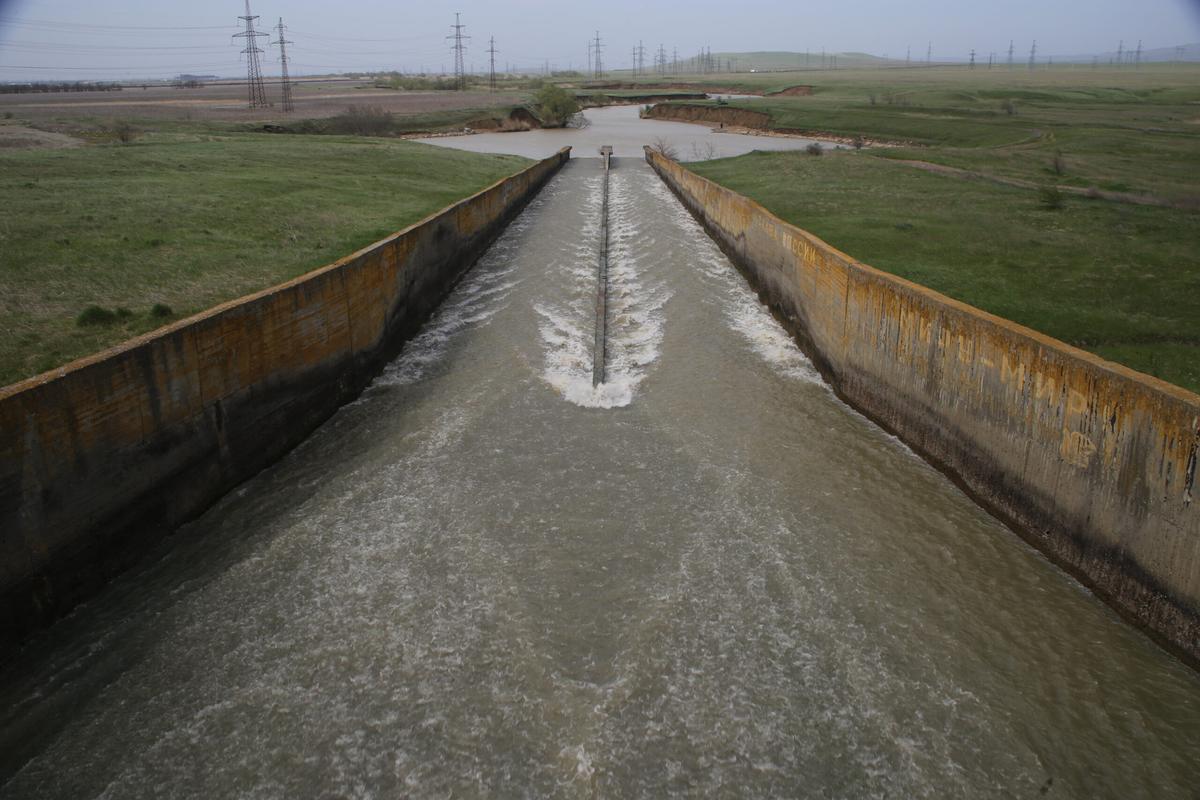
[682,51,889,72]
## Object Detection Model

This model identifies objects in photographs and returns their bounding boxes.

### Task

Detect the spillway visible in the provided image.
[2,159,1198,799]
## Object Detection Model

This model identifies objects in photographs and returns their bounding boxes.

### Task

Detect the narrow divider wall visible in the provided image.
[645,147,1200,666]
[0,147,572,649]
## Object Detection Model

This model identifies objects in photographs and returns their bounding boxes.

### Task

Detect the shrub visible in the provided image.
[1051,150,1067,175]
[3,111,12,119]
[806,142,824,156]
[330,105,394,136]
[1038,185,1065,210]
[1002,99,1018,116]
[76,305,117,326]
[113,120,139,143]
[150,303,173,318]
[868,93,877,106]
[852,135,866,150]
[532,84,581,128]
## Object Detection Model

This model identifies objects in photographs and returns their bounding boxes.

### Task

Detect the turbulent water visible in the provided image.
[2,159,1199,799]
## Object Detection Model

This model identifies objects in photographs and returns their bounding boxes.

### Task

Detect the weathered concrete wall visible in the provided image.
[0,147,571,648]
[645,147,1200,665]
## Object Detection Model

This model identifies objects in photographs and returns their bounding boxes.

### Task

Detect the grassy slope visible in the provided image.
[691,149,1200,393]
[0,132,529,385]
[667,65,1200,203]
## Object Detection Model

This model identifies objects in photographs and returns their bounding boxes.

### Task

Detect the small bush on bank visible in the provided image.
[328,105,394,136]
[150,303,173,318]
[1039,185,1066,210]
[1052,150,1067,176]
[77,305,117,326]
[532,85,581,128]
[806,142,824,156]
[113,121,140,144]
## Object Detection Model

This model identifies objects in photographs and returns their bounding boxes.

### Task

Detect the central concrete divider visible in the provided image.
[645,147,1200,666]
[0,147,571,650]
[593,146,613,386]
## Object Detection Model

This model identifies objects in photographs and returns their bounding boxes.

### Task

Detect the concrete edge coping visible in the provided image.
[0,146,574,403]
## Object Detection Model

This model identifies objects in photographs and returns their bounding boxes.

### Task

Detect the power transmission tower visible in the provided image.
[673,47,678,73]
[1007,40,1014,69]
[447,12,469,90]
[233,0,269,109]
[906,45,910,66]
[1028,40,1037,70]
[487,36,498,91]
[593,31,603,78]
[969,49,976,69]
[272,17,294,113]
[988,52,994,69]
[1116,40,1124,67]
[587,40,593,77]
[926,42,932,64]
[636,41,646,77]
[658,44,667,75]
[1135,40,1142,68]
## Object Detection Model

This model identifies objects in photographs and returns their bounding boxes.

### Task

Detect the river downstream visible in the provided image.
[1,155,1198,798]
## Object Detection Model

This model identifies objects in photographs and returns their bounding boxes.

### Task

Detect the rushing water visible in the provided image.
[2,159,1199,799]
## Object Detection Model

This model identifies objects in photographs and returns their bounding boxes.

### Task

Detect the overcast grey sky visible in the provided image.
[1,0,1198,80]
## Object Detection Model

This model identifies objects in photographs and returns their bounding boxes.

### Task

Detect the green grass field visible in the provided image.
[0,131,528,386]
[691,149,1200,392]
[659,65,1200,205]
[628,64,1200,392]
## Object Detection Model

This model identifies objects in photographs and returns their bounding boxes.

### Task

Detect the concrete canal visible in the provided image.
[2,146,1199,797]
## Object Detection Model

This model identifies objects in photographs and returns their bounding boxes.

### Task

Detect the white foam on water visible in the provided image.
[645,177,823,385]
[536,169,671,409]
[371,265,519,389]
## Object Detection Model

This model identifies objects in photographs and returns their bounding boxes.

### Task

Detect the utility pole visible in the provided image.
[272,17,294,113]
[1028,40,1037,70]
[487,36,498,91]
[447,12,469,90]
[233,0,269,109]
[1008,40,1014,69]
[593,31,603,78]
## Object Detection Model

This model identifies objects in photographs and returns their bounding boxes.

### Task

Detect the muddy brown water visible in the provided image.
[416,103,835,160]
[1,155,1198,798]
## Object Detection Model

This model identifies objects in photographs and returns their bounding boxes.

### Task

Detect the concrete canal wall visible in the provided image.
[0,147,571,648]
[646,147,1200,665]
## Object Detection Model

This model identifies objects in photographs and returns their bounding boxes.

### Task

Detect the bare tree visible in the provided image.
[688,141,717,161]
[650,136,679,160]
